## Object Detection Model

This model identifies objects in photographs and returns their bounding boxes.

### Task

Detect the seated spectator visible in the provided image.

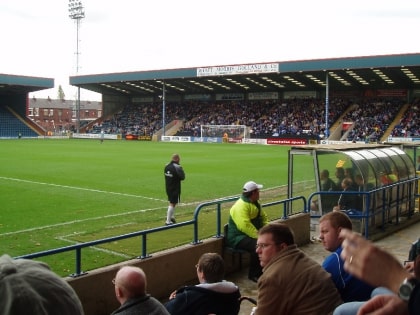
[111,266,169,315]
[391,102,420,138]
[354,174,375,192]
[227,181,268,282]
[344,168,357,189]
[334,236,420,315]
[335,229,419,315]
[164,252,240,315]
[318,169,340,213]
[321,169,339,192]
[334,178,362,212]
[319,212,374,302]
[333,287,395,315]
[0,254,84,315]
[335,167,346,188]
[254,223,342,315]
[343,99,403,143]
[379,171,398,186]
[406,238,420,274]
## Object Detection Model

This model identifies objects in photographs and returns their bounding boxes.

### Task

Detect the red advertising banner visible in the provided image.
[125,134,137,140]
[266,138,307,145]
[364,89,407,97]
[125,134,152,141]
[376,89,407,97]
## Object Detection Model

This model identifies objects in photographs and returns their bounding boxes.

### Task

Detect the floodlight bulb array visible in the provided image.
[68,0,85,19]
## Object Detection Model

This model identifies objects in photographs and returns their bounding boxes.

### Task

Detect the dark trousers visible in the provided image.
[237,236,262,279]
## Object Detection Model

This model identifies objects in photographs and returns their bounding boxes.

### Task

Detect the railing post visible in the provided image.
[364,192,370,238]
[282,202,288,220]
[396,184,400,224]
[139,234,150,259]
[381,189,386,230]
[70,247,83,278]
[192,220,200,244]
[216,203,222,237]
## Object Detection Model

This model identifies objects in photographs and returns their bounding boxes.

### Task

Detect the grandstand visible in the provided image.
[0,106,38,138]
[84,97,417,144]
[1,95,419,142]
[0,73,53,138]
[2,53,420,143]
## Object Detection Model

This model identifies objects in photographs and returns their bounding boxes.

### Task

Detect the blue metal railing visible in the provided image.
[15,195,307,277]
[307,177,418,238]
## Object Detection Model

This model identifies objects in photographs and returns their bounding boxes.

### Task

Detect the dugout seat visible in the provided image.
[223,224,248,270]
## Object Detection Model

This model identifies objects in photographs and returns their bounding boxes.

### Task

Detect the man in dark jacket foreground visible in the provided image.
[165,252,241,315]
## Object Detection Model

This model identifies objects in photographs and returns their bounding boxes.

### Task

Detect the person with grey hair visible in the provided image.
[0,254,84,315]
[111,266,169,315]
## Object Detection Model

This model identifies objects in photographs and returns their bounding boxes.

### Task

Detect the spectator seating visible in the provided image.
[85,97,415,141]
[390,100,420,138]
[342,99,404,142]
[0,106,38,138]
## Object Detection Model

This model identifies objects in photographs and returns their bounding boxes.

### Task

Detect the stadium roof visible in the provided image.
[69,53,420,98]
[0,74,54,96]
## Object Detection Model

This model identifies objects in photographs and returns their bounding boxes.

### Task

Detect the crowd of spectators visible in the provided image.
[176,98,353,138]
[342,98,404,142]
[390,98,420,138]
[87,102,194,136]
[247,98,349,138]
[86,97,417,141]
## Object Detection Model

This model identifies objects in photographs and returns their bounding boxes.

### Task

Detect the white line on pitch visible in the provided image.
[0,206,166,237]
[0,192,248,238]
[0,200,201,237]
[57,235,132,258]
[0,176,282,238]
[0,176,166,202]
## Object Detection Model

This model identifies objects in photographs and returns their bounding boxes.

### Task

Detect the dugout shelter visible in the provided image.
[288,143,419,237]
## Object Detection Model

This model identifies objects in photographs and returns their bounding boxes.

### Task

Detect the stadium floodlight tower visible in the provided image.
[68,0,85,133]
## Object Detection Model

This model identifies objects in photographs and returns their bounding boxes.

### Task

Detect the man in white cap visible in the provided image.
[226,180,268,282]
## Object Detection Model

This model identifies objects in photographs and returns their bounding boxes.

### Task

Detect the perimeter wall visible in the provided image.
[67,213,310,315]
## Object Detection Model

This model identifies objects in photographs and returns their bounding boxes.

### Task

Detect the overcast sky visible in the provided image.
[1,0,420,101]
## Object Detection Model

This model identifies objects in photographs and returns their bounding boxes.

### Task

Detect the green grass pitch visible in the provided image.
[0,139,300,275]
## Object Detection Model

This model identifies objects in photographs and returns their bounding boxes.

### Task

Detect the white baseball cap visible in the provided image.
[243,181,263,192]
